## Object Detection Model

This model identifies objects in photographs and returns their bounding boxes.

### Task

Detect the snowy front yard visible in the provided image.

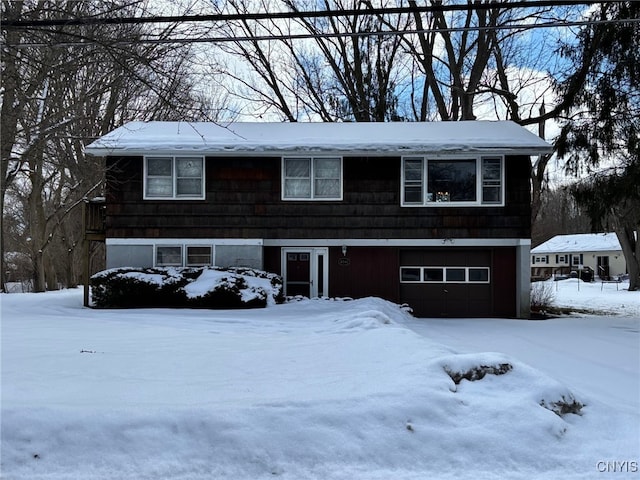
[1,283,638,479]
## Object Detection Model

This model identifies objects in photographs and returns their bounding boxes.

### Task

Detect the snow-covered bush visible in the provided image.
[90,267,189,308]
[91,267,284,309]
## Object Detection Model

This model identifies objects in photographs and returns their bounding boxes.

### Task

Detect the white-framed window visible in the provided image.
[156,245,183,266]
[144,156,205,200]
[155,244,213,267]
[401,156,504,206]
[556,254,568,264]
[533,255,548,264]
[282,157,343,200]
[400,266,490,284]
[186,246,212,266]
[572,254,583,266]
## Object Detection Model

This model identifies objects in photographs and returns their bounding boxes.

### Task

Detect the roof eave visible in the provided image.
[85,145,553,157]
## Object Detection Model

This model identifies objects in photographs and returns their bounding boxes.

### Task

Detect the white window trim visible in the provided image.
[155,245,184,267]
[154,243,215,267]
[281,156,343,201]
[186,245,214,267]
[401,155,505,207]
[144,156,206,200]
[400,266,491,284]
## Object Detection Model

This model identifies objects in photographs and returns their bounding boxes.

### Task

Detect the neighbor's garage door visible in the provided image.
[400,249,501,318]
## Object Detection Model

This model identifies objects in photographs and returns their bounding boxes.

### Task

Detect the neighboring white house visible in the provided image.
[531,233,627,280]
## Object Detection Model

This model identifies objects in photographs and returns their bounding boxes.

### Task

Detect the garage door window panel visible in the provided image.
[446,268,466,282]
[400,267,422,282]
[424,268,444,282]
[400,266,491,284]
[469,268,490,283]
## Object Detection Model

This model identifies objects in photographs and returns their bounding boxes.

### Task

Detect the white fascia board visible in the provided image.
[86,147,549,158]
[263,238,531,247]
[106,238,530,247]
[106,238,263,246]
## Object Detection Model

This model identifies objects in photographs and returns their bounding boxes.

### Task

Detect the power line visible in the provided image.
[1,0,600,29]
[5,17,638,49]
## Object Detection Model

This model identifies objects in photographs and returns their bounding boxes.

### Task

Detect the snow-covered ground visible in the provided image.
[1,282,638,479]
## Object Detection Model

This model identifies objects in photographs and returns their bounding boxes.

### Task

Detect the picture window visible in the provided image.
[402,156,504,206]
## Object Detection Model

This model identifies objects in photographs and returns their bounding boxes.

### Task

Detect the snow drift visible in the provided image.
[1,289,638,480]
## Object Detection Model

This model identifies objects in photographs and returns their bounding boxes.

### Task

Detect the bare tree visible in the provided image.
[1,0,213,291]
[531,186,591,247]
[208,0,411,121]
[206,1,590,228]
[402,2,589,225]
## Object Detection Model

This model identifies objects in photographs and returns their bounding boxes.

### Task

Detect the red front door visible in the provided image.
[285,252,311,297]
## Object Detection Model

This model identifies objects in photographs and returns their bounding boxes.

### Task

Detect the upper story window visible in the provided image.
[144,156,205,200]
[282,157,343,200]
[401,156,504,206]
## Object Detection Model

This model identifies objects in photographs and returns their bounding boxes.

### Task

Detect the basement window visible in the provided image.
[156,246,183,267]
[186,246,213,266]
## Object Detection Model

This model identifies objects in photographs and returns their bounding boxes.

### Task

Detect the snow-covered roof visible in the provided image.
[84,120,552,157]
[531,233,622,254]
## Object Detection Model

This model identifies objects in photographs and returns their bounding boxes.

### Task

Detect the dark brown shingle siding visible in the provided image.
[105,154,531,240]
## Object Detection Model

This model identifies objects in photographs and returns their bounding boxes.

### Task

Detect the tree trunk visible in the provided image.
[32,249,46,293]
[615,226,639,291]
[0,1,25,293]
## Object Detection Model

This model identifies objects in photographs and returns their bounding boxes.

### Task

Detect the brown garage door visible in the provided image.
[399,249,494,318]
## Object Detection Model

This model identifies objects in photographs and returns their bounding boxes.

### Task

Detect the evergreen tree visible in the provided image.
[556,1,639,290]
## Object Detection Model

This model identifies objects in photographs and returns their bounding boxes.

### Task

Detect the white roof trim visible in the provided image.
[106,238,264,246]
[106,238,530,247]
[262,238,531,247]
[85,121,553,157]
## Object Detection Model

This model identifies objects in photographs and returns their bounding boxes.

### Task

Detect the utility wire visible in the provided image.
[1,0,601,29]
[6,17,639,49]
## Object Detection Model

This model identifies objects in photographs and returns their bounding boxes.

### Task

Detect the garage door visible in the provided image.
[399,249,493,318]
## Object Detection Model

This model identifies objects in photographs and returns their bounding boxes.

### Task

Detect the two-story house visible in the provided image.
[85,121,551,318]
